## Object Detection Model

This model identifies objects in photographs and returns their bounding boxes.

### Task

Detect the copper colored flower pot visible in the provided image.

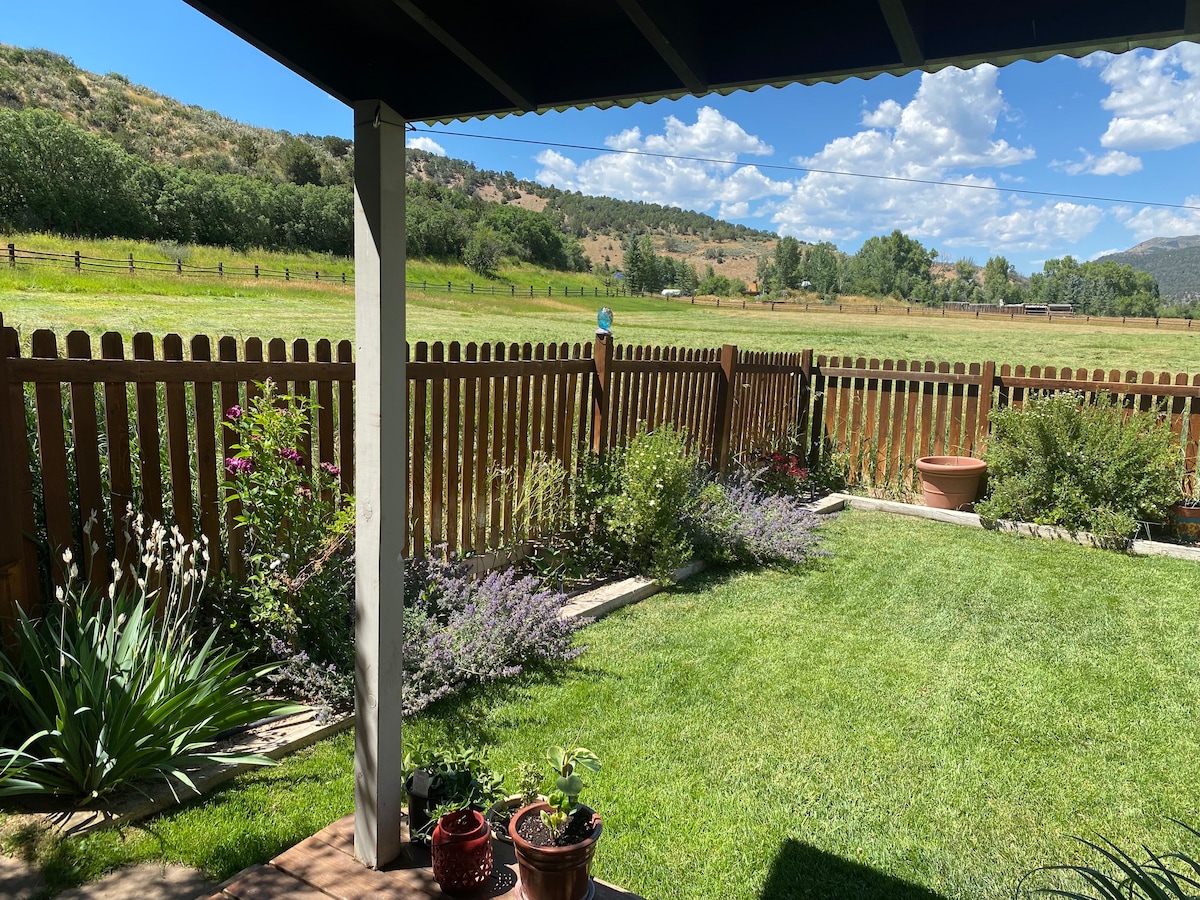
[509,802,602,900]
[916,456,987,511]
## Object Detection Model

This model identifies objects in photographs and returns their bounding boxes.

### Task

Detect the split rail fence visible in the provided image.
[3,320,1200,625]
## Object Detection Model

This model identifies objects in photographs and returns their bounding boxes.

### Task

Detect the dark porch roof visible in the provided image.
[185,0,1200,124]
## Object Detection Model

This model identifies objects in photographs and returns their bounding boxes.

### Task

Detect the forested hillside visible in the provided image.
[1100,242,1200,301]
[0,43,772,272]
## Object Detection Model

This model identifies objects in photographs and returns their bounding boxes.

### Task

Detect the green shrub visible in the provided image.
[976,392,1181,545]
[0,518,299,803]
[607,424,702,579]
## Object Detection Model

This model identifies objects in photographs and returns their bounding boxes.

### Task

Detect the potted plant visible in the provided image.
[487,762,543,843]
[1170,495,1200,544]
[430,805,495,896]
[915,455,987,511]
[403,742,503,842]
[508,746,602,900]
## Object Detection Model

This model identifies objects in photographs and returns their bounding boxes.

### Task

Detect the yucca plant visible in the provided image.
[0,513,302,804]
[1023,822,1200,899]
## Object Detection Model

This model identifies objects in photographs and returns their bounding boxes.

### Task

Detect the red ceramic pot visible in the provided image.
[509,801,602,900]
[916,456,987,511]
[431,809,493,895]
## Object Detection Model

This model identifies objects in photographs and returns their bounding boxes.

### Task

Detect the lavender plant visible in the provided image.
[402,555,586,715]
[696,475,828,569]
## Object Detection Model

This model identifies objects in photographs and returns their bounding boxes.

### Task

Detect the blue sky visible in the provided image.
[6,1,1200,275]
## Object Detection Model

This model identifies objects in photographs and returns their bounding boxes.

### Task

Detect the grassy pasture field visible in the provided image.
[2,234,1200,371]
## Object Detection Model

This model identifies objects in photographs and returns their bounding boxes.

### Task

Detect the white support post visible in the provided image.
[353,99,406,869]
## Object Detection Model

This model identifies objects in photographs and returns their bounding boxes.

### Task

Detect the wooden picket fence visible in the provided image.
[806,358,1200,496]
[3,321,1200,626]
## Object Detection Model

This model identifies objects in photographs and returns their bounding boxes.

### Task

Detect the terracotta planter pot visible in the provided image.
[509,801,602,900]
[1171,503,1200,543]
[432,809,493,895]
[916,456,987,511]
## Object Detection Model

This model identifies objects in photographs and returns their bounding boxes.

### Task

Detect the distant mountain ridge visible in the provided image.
[1122,235,1200,254]
[1099,237,1200,300]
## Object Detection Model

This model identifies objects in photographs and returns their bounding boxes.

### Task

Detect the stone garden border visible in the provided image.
[817,493,1200,562]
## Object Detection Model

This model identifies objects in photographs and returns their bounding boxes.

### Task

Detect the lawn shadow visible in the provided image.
[759,838,951,900]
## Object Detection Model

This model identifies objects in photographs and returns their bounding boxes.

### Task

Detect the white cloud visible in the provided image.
[1094,43,1200,151]
[861,99,902,128]
[534,106,790,213]
[1115,195,1200,242]
[771,65,1070,252]
[407,136,446,155]
[1050,149,1142,176]
[961,203,1105,253]
[1088,248,1123,260]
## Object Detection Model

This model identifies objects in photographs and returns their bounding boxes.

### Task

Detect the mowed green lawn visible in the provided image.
[26,511,1200,900]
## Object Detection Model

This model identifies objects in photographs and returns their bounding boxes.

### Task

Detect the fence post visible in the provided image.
[0,313,34,636]
[511,284,515,297]
[591,331,613,456]
[712,344,738,473]
[6,243,14,267]
[342,272,347,285]
[218,261,224,277]
[316,270,321,281]
[74,250,81,270]
[128,253,135,274]
[285,267,290,281]
[977,361,997,454]
[177,258,183,275]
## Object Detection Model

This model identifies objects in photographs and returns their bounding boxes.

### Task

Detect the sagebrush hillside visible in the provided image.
[0,42,776,278]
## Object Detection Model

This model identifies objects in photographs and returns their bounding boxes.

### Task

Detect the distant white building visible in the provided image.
[661,289,682,297]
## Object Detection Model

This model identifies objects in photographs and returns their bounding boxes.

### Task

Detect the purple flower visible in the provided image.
[225,456,254,476]
[297,486,313,499]
[226,405,243,420]
[278,447,303,466]
[320,462,341,477]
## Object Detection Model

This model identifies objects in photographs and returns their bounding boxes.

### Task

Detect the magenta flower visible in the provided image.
[225,457,254,476]
[320,462,341,477]
[226,405,243,420]
[278,447,303,466]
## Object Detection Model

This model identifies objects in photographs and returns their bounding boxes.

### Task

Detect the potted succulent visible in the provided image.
[915,455,987,511]
[508,746,602,900]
